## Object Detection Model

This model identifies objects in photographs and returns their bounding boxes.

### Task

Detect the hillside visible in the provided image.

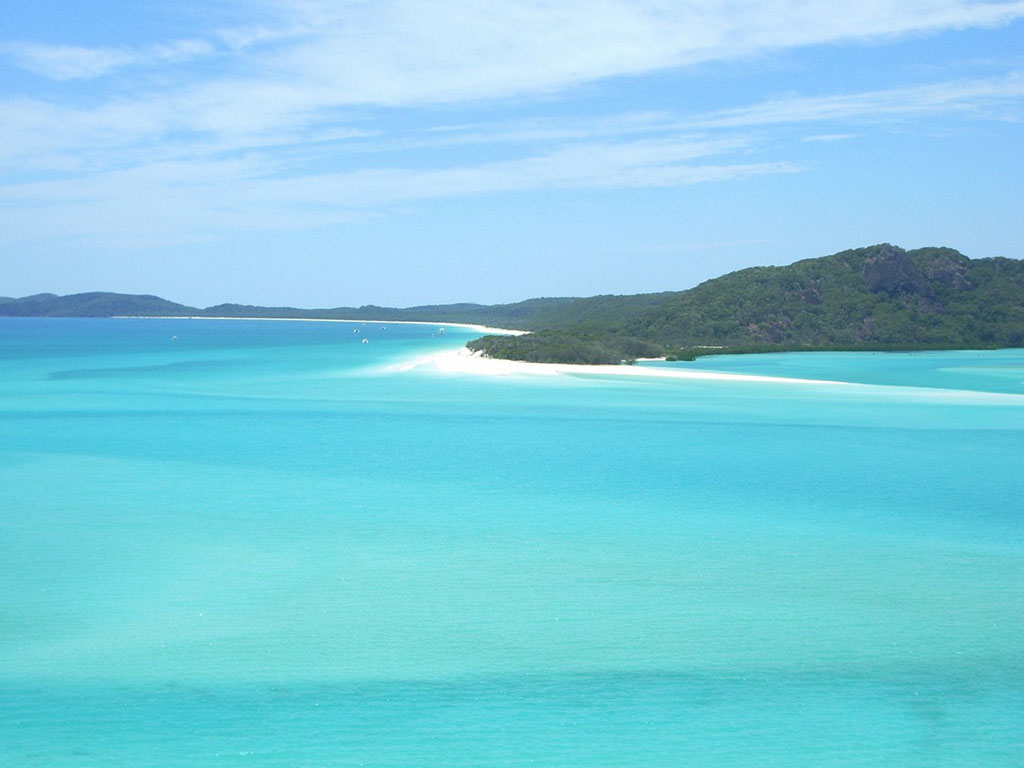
[0,289,670,331]
[467,244,1024,363]
[0,291,575,326]
[628,245,1024,347]
[0,292,196,317]
[196,297,585,328]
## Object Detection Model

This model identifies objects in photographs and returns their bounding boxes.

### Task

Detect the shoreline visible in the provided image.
[113,315,528,336]
[116,314,824,384]
[388,346,849,385]
[108,316,1024,399]
[392,347,1024,403]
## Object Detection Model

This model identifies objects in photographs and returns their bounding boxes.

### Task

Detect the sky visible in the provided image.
[1,1,1022,308]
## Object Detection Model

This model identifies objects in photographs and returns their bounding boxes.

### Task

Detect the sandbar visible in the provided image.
[393,348,1024,406]
[389,346,846,385]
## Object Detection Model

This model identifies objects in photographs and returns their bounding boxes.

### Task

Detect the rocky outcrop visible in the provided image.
[863,245,934,298]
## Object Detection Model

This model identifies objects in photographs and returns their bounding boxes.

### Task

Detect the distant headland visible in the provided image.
[4,244,1022,364]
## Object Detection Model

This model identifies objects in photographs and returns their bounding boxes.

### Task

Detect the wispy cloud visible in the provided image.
[2,2,1022,145]
[0,135,797,247]
[802,133,859,143]
[323,72,1024,157]
[0,38,216,81]
[5,2,1024,99]
[0,65,1020,249]
[693,72,1024,128]
[204,0,1024,108]
[1,43,135,81]
[1,1,1022,250]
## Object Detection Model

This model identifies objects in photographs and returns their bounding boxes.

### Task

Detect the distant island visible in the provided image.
[4,244,1022,364]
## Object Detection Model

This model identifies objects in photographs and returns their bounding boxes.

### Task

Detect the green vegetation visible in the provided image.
[623,245,1024,347]
[467,331,664,365]
[0,292,194,317]
[469,244,1024,362]
[0,291,581,327]
[4,244,1022,364]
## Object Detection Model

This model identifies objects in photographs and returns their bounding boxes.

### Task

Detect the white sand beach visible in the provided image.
[118,316,1024,400]
[125,314,830,384]
[393,347,1024,407]
[389,346,846,385]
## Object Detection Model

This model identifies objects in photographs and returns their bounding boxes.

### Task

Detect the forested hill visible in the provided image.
[0,291,577,325]
[467,244,1024,363]
[0,288,656,329]
[630,245,1024,347]
[4,244,1023,364]
[0,292,197,317]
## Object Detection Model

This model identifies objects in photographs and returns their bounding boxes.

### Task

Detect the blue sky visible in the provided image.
[2,1,1022,307]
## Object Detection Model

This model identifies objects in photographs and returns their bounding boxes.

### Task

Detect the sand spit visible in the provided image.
[389,347,845,385]
[392,348,1024,406]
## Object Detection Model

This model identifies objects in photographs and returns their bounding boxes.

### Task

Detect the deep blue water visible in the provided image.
[1,318,1021,766]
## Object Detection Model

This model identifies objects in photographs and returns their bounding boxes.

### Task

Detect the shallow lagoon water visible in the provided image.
[1,318,1021,766]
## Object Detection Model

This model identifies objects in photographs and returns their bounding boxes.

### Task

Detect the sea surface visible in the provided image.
[1,317,1022,767]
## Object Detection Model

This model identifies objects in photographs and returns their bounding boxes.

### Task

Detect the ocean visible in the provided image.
[1,317,1021,766]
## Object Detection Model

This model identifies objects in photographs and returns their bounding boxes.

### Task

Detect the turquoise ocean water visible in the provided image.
[1,318,1021,766]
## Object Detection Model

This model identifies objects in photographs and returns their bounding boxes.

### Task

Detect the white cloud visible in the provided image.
[1,1,1022,250]
[1,43,136,81]
[0,134,797,248]
[335,72,1024,157]
[174,0,1024,118]
[6,1,1024,105]
[1,2,1021,160]
[0,63,1019,249]
[283,136,794,204]
[802,133,859,142]
[694,72,1024,128]
[1,38,216,81]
